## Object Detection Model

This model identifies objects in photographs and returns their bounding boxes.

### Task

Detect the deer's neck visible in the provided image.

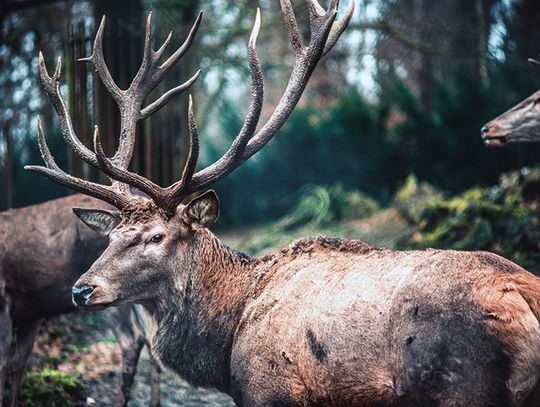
[150,229,256,392]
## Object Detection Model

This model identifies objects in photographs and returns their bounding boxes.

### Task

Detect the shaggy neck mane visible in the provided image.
[150,228,257,392]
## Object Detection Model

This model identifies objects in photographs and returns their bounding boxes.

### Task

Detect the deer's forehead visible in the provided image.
[117,220,162,233]
[115,210,184,235]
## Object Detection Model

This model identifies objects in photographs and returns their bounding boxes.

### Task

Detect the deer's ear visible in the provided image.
[73,208,121,236]
[184,190,219,228]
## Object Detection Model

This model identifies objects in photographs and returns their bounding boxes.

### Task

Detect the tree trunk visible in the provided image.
[93,0,143,180]
[2,120,13,209]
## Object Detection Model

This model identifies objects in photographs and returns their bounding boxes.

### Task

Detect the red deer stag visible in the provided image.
[28,1,540,406]
[482,58,540,146]
[0,195,161,407]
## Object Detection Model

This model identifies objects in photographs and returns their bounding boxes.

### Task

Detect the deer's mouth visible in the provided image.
[79,297,120,311]
[72,284,119,310]
[82,303,109,311]
[483,135,508,147]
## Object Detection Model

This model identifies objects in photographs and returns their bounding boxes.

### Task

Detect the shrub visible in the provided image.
[18,368,86,407]
[401,168,540,269]
[240,184,379,254]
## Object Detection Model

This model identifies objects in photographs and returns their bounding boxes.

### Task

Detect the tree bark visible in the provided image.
[3,120,13,209]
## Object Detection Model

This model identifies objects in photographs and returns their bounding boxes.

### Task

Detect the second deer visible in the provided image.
[482,58,540,146]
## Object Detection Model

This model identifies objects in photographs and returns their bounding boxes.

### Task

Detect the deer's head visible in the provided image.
[482,58,540,146]
[26,0,354,309]
[70,192,218,309]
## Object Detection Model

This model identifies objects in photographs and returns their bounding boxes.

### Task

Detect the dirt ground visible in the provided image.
[29,313,235,406]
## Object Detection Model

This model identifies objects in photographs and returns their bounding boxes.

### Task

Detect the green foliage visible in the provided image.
[278,184,379,231]
[393,174,444,223]
[240,183,379,254]
[400,168,540,267]
[18,368,86,407]
[209,61,540,228]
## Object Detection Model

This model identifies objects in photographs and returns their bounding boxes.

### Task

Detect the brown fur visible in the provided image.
[472,255,540,405]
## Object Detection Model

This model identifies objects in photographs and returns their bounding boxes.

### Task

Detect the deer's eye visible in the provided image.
[148,234,164,244]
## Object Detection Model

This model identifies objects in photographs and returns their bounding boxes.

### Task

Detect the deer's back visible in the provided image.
[0,195,109,320]
[231,238,540,406]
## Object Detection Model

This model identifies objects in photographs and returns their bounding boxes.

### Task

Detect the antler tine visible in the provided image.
[181,95,200,186]
[35,116,61,171]
[163,94,201,211]
[155,30,173,61]
[38,53,99,168]
[280,0,305,55]
[139,69,201,120]
[306,0,326,17]
[25,118,130,208]
[323,0,355,56]
[93,125,165,200]
[187,1,354,193]
[128,12,155,93]
[181,8,263,192]
[152,11,203,88]
[529,58,540,74]
[79,16,123,104]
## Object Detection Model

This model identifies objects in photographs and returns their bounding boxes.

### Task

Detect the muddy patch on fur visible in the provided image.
[306,329,328,363]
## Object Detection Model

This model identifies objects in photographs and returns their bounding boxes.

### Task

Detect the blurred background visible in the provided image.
[3,0,540,405]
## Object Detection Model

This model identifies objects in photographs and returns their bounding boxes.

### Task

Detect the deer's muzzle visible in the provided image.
[72,285,95,307]
[481,123,508,147]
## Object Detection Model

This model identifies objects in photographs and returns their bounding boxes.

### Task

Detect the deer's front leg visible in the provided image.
[0,289,12,407]
[7,321,40,407]
[105,306,146,407]
[149,355,161,407]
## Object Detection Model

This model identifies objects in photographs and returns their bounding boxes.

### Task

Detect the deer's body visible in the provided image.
[131,230,540,406]
[0,195,160,407]
[0,195,107,321]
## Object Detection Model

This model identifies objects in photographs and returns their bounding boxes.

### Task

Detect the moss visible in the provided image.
[18,368,86,407]
[403,169,540,268]
[65,343,91,354]
[100,334,119,344]
[393,174,444,223]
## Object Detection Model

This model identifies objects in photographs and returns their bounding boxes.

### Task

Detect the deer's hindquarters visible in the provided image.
[230,249,540,406]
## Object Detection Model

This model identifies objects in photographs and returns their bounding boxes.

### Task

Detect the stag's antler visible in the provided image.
[27,0,354,215]
[529,57,540,74]
[26,11,202,207]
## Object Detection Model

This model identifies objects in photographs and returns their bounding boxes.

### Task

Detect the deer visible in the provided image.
[481,58,540,146]
[26,1,540,406]
[0,194,161,407]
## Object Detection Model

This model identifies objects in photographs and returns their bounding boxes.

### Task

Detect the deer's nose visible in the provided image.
[72,285,94,306]
[481,125,490,138]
